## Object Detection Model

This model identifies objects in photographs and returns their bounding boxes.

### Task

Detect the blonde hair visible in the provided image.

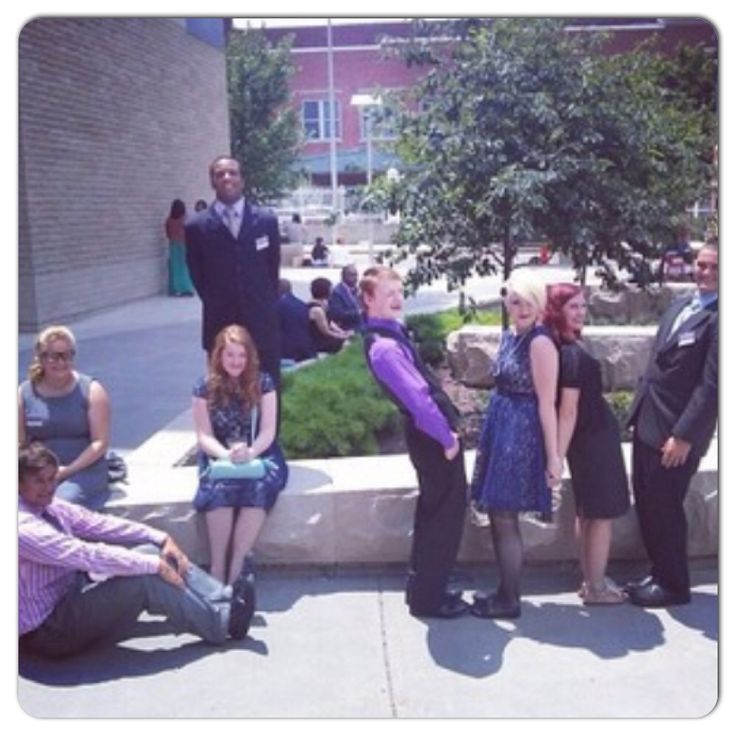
[28,325,77,384]
[503,269,548,314]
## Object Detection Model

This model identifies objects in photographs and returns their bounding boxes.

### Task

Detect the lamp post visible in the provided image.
[350,94,382,263]
[350,94,382,187]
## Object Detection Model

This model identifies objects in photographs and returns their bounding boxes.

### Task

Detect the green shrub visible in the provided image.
[280,342,399,458]
[606,390,634,442]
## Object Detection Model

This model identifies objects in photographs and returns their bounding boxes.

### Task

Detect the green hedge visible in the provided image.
[280,342,399,458]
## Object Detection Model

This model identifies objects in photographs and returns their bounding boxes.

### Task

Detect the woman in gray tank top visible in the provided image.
[18,326,111,510]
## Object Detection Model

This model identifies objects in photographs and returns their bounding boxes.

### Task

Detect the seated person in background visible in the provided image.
[18,443,254,658]
[328,264,364,332]
[277,279,316,363]
[19,325,111,511]
[311,237,330,267]
[192,325,288,596]
[308,278,353,354]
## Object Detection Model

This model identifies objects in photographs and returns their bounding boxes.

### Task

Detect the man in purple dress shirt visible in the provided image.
[360,266,468,618]
[18,443,254,658]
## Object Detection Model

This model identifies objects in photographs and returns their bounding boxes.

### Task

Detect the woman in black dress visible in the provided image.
[545,284,630,605]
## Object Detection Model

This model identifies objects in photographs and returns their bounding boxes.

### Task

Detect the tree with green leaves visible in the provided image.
[380,18,715,295]
[227,27,302,203]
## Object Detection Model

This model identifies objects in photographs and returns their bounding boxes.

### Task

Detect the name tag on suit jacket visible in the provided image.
[677,331,696,348]
[255,236,269,251]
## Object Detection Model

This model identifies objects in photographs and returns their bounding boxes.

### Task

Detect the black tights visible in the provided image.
[490,511,523,605]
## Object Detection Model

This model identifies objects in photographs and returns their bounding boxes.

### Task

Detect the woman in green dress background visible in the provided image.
[165,198,194,296]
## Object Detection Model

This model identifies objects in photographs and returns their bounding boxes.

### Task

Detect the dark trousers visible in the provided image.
[632,437,702,596]
[404,422,467,611]
[20,547,229,658]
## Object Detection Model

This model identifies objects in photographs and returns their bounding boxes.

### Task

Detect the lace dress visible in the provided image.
[470,325,553,520]
[192,372,288,512]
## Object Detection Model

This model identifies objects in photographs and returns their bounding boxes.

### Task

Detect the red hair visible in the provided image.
[206,325,261,409]
[544,283,584,344]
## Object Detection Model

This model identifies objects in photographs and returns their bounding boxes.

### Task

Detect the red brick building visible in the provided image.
[261,18,717,185]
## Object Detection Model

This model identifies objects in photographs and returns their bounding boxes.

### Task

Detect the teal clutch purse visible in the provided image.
[205,457,275,480]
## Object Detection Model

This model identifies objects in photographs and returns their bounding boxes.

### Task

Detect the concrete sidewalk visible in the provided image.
[18,561,718,718]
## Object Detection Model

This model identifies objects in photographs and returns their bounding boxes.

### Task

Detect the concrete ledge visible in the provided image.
[107,409,718,567]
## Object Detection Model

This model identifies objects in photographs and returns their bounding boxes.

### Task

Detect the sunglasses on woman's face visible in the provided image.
[42,350,76,364]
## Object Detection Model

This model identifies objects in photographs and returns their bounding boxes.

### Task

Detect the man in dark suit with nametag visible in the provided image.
[186,155,281,382]
[626,239,718,607]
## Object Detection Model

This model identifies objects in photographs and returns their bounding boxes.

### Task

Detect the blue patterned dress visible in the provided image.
[192,372,288,512]
[470,325,553,521]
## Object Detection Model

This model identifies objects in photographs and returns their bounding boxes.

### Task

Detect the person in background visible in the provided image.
[360,266,468,619]
[19,326,111,511]
[185,155,281,383]
[194,199,208,213]
[311,237,330,267]
[544,284,630,605]
[165,199,195,296]
[192,325,288,603]
[328,264,364,332]
[469,270,560,619]
[277,279,316,363]
[19,442,254,658]
[625,239,718,608]
[282,213,307,268]
[308,278,353,354]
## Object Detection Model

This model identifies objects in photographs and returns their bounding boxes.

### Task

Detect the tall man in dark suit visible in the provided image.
[185,155,281,381]
[626,240,718,607]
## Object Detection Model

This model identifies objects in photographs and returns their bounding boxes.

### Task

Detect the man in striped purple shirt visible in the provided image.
[360,266,468,619]
[19,443,254,657]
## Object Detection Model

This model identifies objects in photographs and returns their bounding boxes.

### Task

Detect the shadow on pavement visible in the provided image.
[19,624,269,687]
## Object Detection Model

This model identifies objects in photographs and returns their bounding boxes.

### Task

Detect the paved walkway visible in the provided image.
[17,561,718,718]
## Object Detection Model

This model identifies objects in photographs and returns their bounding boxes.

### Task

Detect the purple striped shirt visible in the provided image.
[18,497,166,635]
[366,318,455,450]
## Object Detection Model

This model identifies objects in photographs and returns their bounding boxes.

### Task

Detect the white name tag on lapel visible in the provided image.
[678,331,696,347]
[255,236,269,251]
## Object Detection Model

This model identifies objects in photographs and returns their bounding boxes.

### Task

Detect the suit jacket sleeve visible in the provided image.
[672,313,718,445]
[267,213,280,293]
[185,221,205,297]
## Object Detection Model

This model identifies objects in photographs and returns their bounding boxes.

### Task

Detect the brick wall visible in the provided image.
[18,17,231,331]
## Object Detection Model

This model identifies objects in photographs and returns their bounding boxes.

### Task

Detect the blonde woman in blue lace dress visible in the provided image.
[469,270,561,619]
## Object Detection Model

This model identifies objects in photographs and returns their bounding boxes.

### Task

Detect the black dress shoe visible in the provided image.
[470,592,521,620]
[228,571,256,639]
[624,574,654,595]
[628,582,690,608]
[410,596,469,619]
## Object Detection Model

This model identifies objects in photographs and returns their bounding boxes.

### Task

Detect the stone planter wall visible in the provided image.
[447,324,657,392]
[447,283,696,391]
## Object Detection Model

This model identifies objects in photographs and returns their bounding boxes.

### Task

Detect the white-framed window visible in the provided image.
[359,104,397,141]
[302,100,341,141]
